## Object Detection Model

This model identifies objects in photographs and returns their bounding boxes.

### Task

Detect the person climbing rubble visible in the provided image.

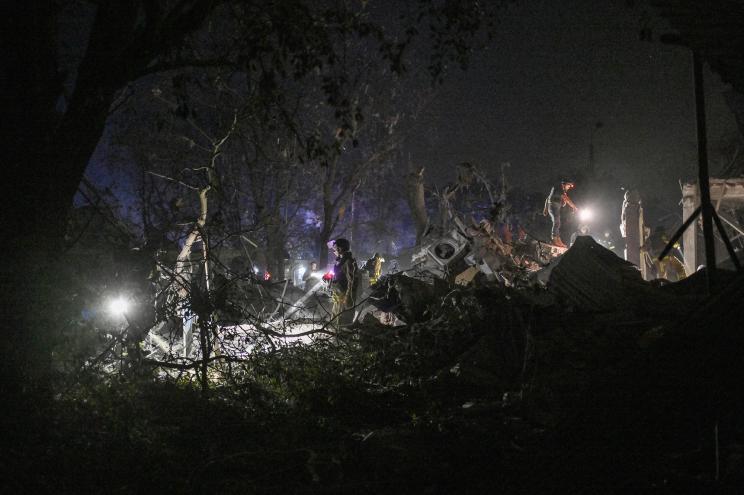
[543,179,578,247]
[328,238,359,326]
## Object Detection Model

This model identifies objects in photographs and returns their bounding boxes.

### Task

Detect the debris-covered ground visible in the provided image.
[5,238,744,494]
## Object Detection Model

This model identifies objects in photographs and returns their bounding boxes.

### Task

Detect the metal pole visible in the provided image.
[693,50,717,291]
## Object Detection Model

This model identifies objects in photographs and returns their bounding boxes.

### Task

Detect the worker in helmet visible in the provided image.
[643,225,687,281]
[363,252,385,285]
[543,180,578,248]
[328,238,359,326]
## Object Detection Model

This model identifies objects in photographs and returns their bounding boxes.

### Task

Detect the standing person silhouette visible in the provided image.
[543,180,578,247]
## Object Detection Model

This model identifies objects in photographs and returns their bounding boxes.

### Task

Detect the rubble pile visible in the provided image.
[354,235,744,489]
[43,226,744,493]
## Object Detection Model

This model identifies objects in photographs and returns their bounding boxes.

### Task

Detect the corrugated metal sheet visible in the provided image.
[547,236,649,312]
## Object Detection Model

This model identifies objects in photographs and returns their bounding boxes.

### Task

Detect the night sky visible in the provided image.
[405,0,739,219]
[84,0,741,231]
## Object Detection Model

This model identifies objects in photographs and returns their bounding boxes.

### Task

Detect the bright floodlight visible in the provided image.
[578,208,594,222]
[108,297,129,317]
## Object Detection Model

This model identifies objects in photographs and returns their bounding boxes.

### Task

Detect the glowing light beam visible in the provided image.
[578,208,594,222]
[107,296,129,317]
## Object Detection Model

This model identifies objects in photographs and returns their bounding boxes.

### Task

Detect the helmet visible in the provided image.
[331,238,350,252]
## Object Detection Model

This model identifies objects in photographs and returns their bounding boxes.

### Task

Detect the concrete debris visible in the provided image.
[367,274,440,323]
[407,216,547,289]
[373,234,721,325]
[455,266,479,286]
[410,218,472,282]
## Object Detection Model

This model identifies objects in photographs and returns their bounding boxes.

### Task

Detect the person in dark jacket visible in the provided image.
[328,238,359,325]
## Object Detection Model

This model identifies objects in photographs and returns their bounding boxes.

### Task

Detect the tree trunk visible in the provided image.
[319,221,334,270]
[2,3,128,408]
[174,186,210,357]
[5,1,221,250]
[405,165,429,245]
[266,217,287,280]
